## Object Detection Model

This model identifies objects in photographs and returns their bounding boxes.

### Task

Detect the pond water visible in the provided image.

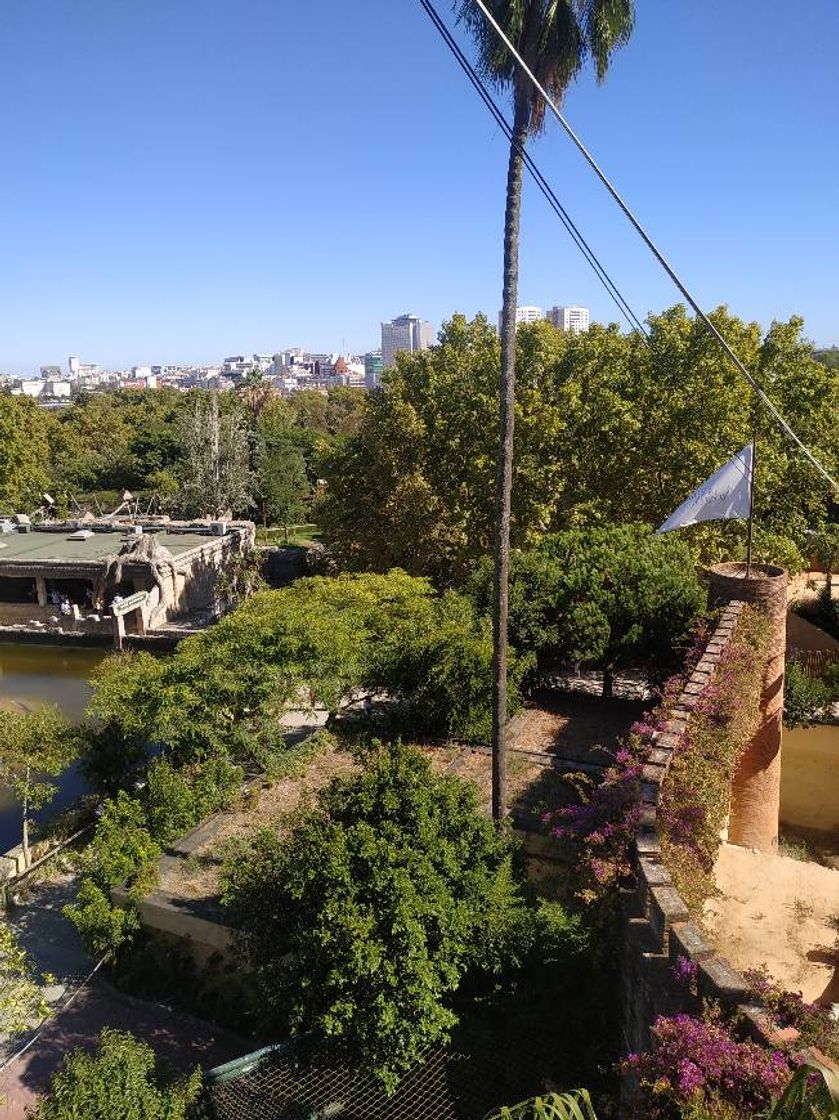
[0,642,106,852]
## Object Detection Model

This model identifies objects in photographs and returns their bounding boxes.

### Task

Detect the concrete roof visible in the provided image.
[0,530,210,565]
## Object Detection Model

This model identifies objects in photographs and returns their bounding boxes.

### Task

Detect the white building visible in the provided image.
[13,379,44,398]
[498,306,543,333]
[44,380,72,399]
[381,314,434,370]
[547,306,590,335]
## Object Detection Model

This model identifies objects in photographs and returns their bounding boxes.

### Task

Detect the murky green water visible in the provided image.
[0,643,105,720]
[0,643,107,850]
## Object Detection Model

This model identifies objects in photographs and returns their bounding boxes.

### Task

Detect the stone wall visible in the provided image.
[624,598,838,1077]
[0,601,114,636]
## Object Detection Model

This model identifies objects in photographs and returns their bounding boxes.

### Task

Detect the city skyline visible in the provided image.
[1,0,837,373]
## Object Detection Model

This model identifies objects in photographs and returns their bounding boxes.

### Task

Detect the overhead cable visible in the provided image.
[418,0,648,336]
[467,0,838,493]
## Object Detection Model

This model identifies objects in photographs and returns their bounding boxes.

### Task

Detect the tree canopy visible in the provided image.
[220,742,521,1091]
[469,525,705,692]
[0,706,75,866]
[79,570,515,790]
[317,309,838,583]
[28,1028,202,1120]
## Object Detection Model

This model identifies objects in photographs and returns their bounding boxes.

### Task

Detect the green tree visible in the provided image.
[80,650,164,795]
[812,526,839,595]
[255,432,310,533]
[783,660,837,729]
[52,392,138,494]
[0,921,50,1037]
[319,314,566,585]
[470,526,705,694]
[377,589,529,741]
[236,366,276,424]
[26,1027,202,1120]
[221,742,520,1092]
[177,390,253,518]
[0,707,74,867]
[540,525,705,694]
[0,396,55,512]
[457,0,635,818]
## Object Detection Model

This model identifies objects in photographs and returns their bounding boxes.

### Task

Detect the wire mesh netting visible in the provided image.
[195,1020,572,1120]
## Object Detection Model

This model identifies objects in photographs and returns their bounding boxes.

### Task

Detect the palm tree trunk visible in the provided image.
[22,764,30,869]
[492,94,529,822]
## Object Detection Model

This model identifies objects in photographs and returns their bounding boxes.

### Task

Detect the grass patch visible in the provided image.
[255,523,321,548]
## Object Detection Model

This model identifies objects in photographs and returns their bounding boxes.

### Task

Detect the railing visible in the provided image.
[789,648,839,681]
[0,822,94,909]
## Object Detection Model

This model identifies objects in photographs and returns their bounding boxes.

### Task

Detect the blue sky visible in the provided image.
[1,0,837,373]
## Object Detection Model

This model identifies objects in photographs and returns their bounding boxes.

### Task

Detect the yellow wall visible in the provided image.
[780,723,839,833]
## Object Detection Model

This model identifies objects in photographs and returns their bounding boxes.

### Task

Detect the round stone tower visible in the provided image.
[707,563,788,854]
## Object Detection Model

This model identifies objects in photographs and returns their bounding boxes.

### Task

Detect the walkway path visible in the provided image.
[0,874,245,1118]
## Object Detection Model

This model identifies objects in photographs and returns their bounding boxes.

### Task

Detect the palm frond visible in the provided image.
[765,1059,839,1120]
[454,0,634,132]
[484,1088,599,1120]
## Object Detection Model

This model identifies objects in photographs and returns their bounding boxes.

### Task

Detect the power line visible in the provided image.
[417,0,648,337]
[468,0,839,493]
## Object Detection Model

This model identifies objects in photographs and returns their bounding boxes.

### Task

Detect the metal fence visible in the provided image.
[789,648,839,681]
[195,1022,568,1120]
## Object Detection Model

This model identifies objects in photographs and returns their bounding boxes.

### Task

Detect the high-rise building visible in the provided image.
[547,306,590,335]
[364,350,384,389]
[381,314,434,369]
[498,306,543,333]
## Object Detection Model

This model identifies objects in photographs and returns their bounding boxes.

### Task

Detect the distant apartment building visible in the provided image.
[68,356,99,380]
[547,306,590,335]
[364,350,384,389]
[13,379,44,398]
[40,365,62,380]
[44,380,72,399]
[381,314,433,370]
[498,306,543,333]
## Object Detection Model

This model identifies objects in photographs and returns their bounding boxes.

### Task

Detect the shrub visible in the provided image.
[469,526,705,693]
[486,1090,599,1119]
[544,608,769,910]
[0,921,51,1036]
[65,879,140,958]
[26,1027,202,1120]
[623,1013,790,1119]
[658,606,769,908]
[379,591,530,741]
[221,741,521,1092]
[85,792,162,893]
[744,970,839,1064]
[64,792,161,958]
[783,660,834,729]
[547,745,644,896]
[144,756,242,845]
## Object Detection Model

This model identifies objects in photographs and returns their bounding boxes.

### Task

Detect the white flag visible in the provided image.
[657,445,753,533]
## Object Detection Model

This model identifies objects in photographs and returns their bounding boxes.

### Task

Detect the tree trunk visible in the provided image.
[602,666,614,699]
[22,765,30,869]
[492,95,529,822]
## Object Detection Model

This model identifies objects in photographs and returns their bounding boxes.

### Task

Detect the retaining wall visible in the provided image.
[624,600,838,1077]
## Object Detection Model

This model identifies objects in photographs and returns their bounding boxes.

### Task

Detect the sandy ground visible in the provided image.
[703,842,839,1006]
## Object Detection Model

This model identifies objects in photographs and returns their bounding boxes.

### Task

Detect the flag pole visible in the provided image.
[745,401,758,578]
